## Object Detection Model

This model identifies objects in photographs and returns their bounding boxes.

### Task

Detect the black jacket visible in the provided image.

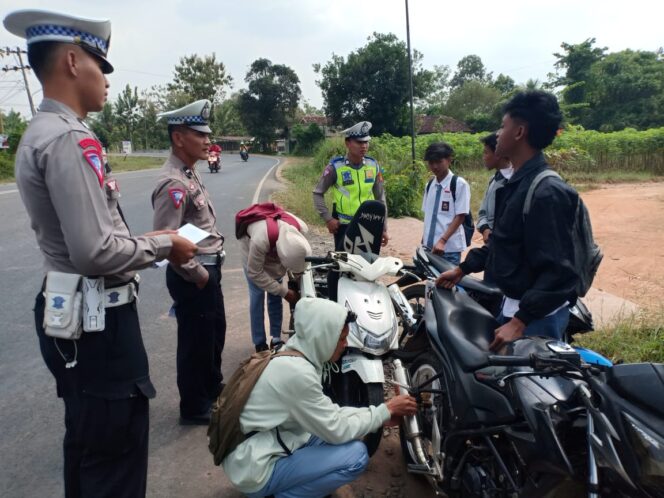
[460,152,579,324]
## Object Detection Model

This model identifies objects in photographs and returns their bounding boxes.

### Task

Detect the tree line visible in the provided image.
[3,35,663,154]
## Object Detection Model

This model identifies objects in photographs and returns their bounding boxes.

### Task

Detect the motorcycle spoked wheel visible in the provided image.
[398,284,426,343]
[329,370,384,456]
[399,351,449,474]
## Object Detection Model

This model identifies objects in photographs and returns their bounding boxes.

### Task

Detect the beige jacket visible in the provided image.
[240,215,307,297]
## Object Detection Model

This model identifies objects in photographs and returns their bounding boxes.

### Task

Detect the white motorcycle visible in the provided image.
[299,250,418,455]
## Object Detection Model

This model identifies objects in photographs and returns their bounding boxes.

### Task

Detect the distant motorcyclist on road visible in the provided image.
[222,298,417,498]
[240,142,249,161]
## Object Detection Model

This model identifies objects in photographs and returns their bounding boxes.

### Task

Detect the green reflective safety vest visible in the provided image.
[331,156,380,224]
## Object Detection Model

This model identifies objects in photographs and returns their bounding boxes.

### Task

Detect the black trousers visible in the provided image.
[34,293,152,498]
[166,264,226,417]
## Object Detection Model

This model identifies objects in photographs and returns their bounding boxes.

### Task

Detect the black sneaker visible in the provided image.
[179,409,211,426]
[270,338,284,351]
[255,342,269,353]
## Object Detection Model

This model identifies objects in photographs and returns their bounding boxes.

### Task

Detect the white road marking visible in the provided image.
[252,158,281,204]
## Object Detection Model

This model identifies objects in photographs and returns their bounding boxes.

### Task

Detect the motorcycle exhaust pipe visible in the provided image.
[392,359,429,467]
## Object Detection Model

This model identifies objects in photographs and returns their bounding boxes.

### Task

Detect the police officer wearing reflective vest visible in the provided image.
[152,100,227,426]
[313,121,389,250]
[4,9,198,497]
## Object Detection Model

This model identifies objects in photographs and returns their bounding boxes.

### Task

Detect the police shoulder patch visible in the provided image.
[168,188,186,209]
[78,137,104,187]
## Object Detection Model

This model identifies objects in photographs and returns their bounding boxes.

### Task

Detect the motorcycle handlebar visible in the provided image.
[487,355,534,367]
[305,256,332,265]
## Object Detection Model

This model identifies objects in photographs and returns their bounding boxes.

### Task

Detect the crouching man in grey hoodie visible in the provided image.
[222,297,417,497]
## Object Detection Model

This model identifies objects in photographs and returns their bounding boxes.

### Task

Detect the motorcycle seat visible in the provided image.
[431,286,498,372]
[424,250,503,297]
[608,363,664,417]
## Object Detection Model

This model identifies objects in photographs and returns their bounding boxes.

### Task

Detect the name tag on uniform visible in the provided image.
[341,170,354,186]
[441,201,450,212]
[364,169,375,183]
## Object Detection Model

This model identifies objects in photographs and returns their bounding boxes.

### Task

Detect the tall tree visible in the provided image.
[214,94,247,136]
[1,110,28,152]
[583,49,664,130]
[314,32,436,135]
[492,73,516,95]
[89,103,117,149]
[166,53,233,107]
[114,84,140,144]
[443,80,502,132]
[549,38,607,124]
[237,58,301,150]
[449,55,492,89]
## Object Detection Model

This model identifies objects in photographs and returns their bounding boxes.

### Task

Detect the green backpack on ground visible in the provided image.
[207,349,304,465]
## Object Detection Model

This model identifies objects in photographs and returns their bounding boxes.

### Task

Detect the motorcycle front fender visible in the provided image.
[341,353,384,384]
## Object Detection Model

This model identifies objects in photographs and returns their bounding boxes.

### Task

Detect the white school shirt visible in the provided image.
[421,171,470,254]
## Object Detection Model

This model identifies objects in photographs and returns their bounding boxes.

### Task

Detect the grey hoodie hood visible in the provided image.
[285,297,346,372]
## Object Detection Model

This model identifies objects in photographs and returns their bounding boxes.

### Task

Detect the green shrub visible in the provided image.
[0,152,15,181]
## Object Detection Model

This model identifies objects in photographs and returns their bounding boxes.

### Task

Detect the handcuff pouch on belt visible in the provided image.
[44,271,84,340]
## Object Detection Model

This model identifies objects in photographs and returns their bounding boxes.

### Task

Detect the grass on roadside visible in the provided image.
[107,154,163,173]
[275,155,664,227]
[575,309,664,364]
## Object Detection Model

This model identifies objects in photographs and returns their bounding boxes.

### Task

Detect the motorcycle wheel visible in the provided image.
[399,351,448,468]
[398,284,426,342]
[333,370,384,457]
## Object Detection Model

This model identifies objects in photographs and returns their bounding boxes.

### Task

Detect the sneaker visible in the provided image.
[179,409,211,426]
[255,342,269,353]
[270,338,284,351]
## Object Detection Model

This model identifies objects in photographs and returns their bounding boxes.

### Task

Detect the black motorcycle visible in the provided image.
[240,149,249,162]
[391,272,663,496]
[395,246,594,346]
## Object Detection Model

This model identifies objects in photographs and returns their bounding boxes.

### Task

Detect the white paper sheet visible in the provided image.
[154,224,212,267]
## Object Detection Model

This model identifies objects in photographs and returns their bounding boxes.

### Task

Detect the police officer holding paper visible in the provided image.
[312,121,389,250]
[152,100,227,426]
[4,9,197,498]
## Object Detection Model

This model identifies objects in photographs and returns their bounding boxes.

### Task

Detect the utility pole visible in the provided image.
[1,46,36,117]
[405,0,416,165]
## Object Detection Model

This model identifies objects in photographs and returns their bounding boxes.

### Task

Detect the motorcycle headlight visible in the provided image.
[349,321,397,354]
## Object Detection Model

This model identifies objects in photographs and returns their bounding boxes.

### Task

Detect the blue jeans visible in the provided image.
[247,436,369,498]
[442,252,461,265]
[497,306,570,341]
[245,272,283,346]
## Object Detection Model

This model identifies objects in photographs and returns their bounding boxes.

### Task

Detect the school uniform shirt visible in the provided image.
[421,171,470,253]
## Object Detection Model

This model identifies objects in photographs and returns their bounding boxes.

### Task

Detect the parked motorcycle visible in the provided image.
[293,201,416,456]
[395,246,596,348]
[208,151,221,173]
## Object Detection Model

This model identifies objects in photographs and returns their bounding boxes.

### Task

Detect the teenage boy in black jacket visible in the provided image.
[437,91,579,351]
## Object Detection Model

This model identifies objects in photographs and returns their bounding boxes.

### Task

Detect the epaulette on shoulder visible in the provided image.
[330,155,345,164]
[364,155,378,165]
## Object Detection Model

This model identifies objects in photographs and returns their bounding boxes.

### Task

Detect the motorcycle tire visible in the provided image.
[399,351,448,468]
[333,370,384,457]
[399,284,426,342]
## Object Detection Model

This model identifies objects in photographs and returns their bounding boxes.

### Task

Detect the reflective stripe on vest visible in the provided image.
[332,160,378,224]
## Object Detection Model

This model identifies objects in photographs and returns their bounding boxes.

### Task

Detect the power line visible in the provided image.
[0,46,36,116]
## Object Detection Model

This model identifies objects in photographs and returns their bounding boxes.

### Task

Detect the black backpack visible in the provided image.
[522,170,603,297]
[426,175,475,247]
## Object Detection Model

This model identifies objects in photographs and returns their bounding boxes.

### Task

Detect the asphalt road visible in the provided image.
[0,152,283,498]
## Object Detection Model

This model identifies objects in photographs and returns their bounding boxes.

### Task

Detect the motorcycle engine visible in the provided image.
[461,464,495,497]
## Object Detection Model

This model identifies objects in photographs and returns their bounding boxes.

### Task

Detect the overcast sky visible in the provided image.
[1,0,662,116]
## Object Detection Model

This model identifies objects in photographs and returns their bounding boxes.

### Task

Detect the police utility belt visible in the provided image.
[43,271,139,340]
[196,250,225,267]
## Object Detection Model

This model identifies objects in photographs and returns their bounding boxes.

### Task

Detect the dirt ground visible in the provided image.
[314,181,664,498]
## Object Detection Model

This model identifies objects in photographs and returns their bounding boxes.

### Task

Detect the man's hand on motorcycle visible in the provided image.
[435,267,464,289]
[326,219,340,234]
[490,317,526,351]
[381,231,389,246]
[385,394,418,425]
[284,289,300,305]
[432,238,446,254]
